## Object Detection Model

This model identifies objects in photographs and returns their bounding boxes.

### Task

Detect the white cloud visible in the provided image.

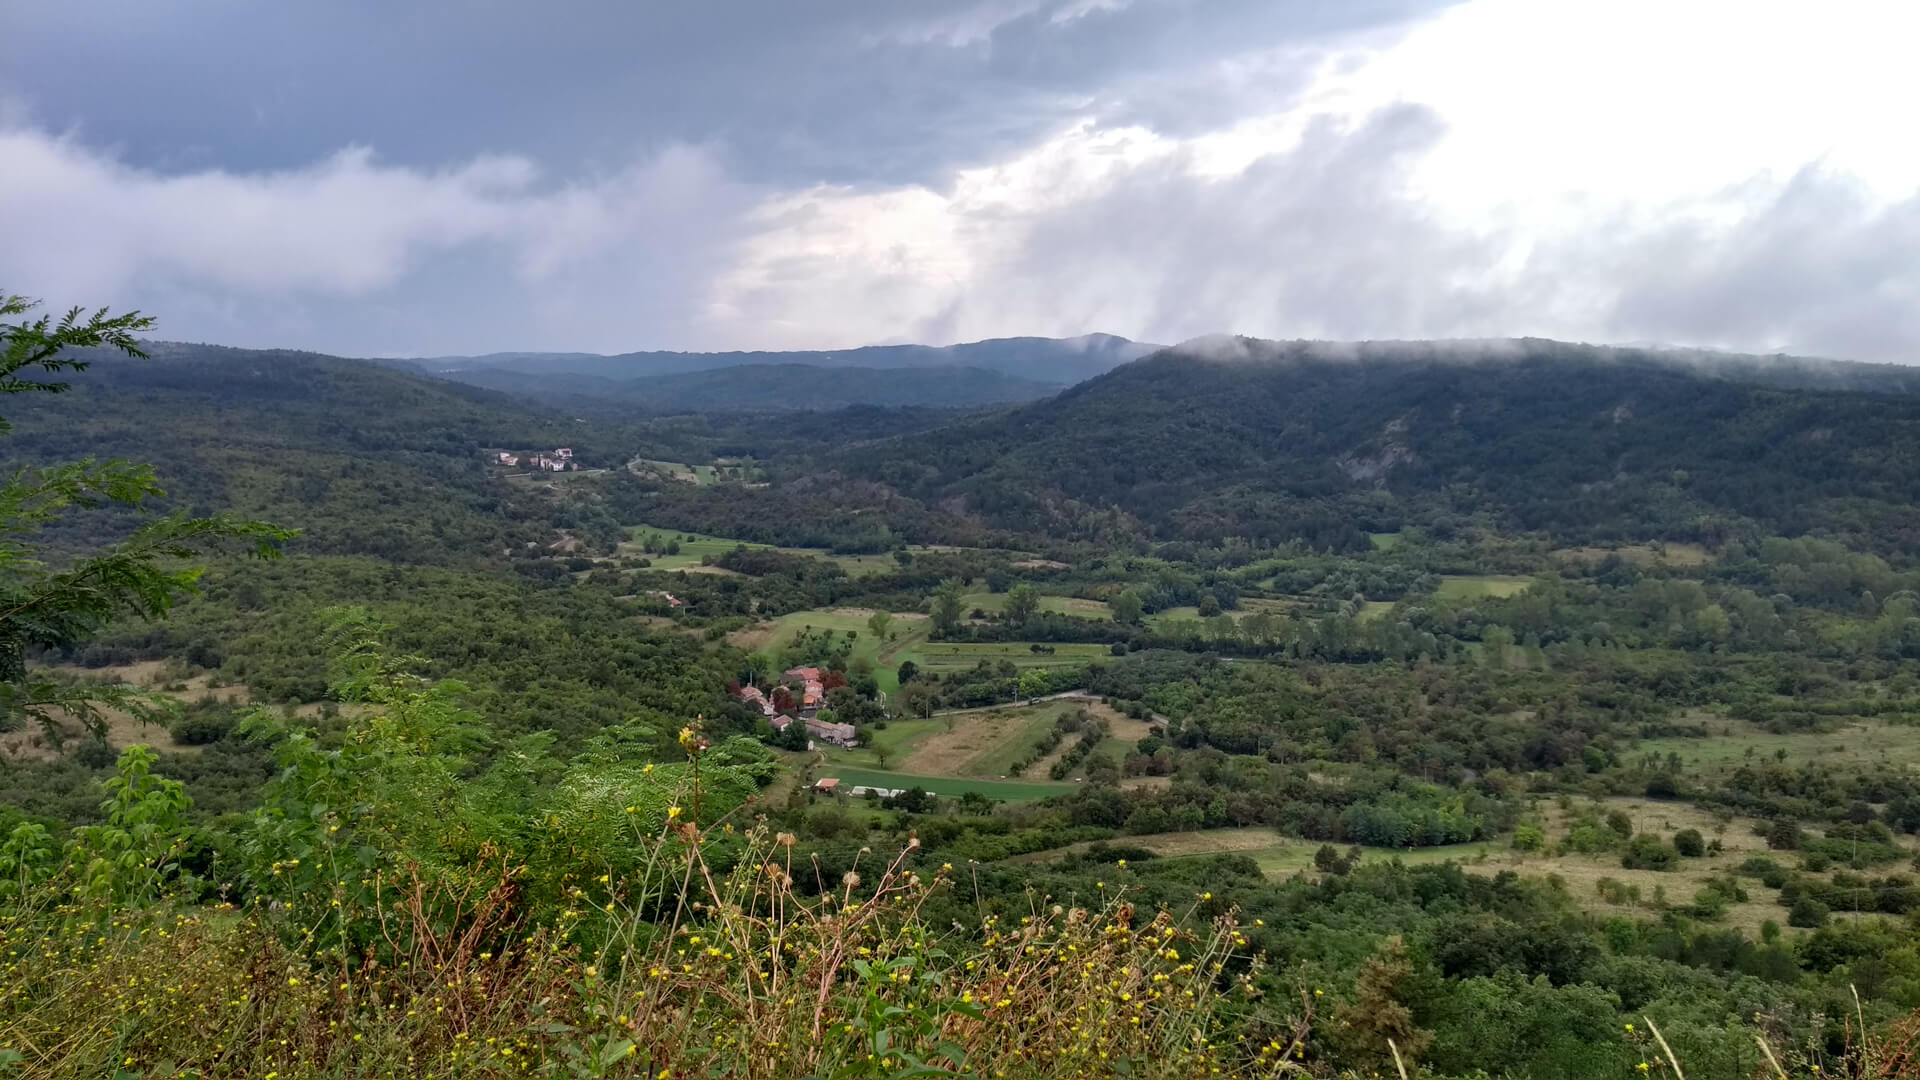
[706,0,1920,360]
[0,128,756,353]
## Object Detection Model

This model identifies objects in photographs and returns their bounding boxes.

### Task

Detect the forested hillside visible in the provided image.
[13,317,1920,1079]
[415,332,1157,383]
[841,338,1920,553]
[2,343,639,563]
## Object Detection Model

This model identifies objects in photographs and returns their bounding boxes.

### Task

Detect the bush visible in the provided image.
[1673,828,1705,857]
[1605,810,1634,838]
[1621,833,1678,871]
[1789,895,1831,928]
[170,711,235,746]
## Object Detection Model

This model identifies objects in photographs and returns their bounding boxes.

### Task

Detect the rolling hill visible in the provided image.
[403,333,1158,386]
[6,342,633,564]
[441,362,1065,411]
[834,337,1920,553]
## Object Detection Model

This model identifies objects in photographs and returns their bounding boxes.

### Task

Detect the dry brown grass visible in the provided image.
[897,706,1053,776]
[1082,698,1154,741]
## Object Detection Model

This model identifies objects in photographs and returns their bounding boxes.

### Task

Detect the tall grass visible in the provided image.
[0,750,1305,1079]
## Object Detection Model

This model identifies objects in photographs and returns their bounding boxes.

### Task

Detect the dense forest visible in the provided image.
[10,318,1920,1079]
[835,339,1920,554]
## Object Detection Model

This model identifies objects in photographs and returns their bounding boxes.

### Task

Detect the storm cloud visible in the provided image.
[1,0,1916,361]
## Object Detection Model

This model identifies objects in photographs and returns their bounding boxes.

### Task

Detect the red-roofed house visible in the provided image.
[814,777,841,793]
[783,666,823,683]
[735,685,776,719]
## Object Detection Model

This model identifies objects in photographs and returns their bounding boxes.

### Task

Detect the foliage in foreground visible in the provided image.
[1,737,1299,1080]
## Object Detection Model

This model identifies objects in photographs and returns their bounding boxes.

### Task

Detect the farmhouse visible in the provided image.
[805,717,857,747]
[813,777,841,793]
[735,685,775,718]
[488,447,578,472]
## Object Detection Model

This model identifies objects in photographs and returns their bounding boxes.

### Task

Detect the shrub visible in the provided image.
[1621,833,1678,871]
[1673,828,1705,857]
[1789,895,1831,928]
[169,711,235,746]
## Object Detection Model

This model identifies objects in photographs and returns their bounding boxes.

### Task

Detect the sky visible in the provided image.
[2,0,1917,361]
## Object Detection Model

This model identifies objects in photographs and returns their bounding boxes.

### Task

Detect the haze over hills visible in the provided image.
[402,333,1159,385]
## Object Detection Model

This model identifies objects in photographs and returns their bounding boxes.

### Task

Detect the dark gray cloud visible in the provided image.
[3,0,1917,363]
[1,0,1445,186]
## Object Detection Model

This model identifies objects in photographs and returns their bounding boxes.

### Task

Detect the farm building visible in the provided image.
[813,778,841,793]
[805,717,857,747]
[735,685,776,718]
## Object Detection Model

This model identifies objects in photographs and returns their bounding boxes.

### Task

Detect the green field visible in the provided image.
[743,607,930,694]
[962,592,1112,618]
[620,524,763,570]
[1434,574,1533,600]
[1369,531,1404,551]
[631,459,716,484]
[1637,718,1920,773]
[1014,826,1497,872]
[901,642,1111,674]
[811,765,1074,802]
[1145,605,1201,626]
[814,716,947,768]
[621,526,898,578]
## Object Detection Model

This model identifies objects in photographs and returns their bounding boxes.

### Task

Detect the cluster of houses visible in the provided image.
[733,665,857,747]
[493,447,578,472]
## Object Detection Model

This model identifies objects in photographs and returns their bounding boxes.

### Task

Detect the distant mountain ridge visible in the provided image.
[403,333,1160,385]
[440,362,1067,412]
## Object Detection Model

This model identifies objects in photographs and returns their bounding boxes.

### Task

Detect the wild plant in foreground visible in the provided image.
[0,729,1308,1079]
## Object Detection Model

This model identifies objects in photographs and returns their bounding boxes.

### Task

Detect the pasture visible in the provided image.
[1636,717,1920,774]
[737,606,930,694]
[620,525,900,578]
[962,592,1113,618]
[1013,796,1822,933]
[1433,574,1533,600]
[810,765,1073,803]
[898,703,1074,777]
[901,642,1110,675]
[630,459,716,484]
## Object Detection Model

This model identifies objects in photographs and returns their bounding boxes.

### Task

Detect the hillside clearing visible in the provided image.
[1434,574,1533,600]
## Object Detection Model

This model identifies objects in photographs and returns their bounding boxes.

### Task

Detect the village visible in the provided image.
[732,666,912,800]
[732,665,859,748]
[490,446,581,472]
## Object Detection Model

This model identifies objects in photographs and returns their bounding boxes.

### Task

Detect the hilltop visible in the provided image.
[836,336,1920,553]
[402,332,1159,387]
